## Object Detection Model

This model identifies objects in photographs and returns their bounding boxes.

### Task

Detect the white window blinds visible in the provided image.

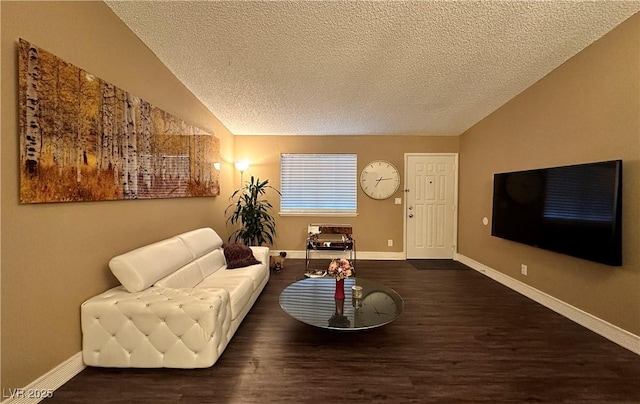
[280,154,357,216]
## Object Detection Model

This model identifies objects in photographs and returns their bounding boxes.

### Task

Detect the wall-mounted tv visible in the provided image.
[491,160,622,266]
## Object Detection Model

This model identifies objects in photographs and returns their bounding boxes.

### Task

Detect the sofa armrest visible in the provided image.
[249,246,270,267]
[81,286,230,368]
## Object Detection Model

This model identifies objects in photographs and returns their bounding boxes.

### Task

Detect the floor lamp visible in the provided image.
[234,161,250,184]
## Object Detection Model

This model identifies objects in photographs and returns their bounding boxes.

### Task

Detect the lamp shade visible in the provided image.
[234,161,250,172]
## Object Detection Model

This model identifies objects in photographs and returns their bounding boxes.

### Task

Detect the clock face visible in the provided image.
[358,291,399,325]
[360,160,400,200]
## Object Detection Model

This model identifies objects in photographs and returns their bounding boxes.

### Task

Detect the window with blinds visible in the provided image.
[280,154,357,216]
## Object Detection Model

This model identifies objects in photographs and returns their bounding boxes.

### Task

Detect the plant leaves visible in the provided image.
[225,176,280,246]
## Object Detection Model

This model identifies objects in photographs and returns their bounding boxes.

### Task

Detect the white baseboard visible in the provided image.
[2,352,85,404]
[272,250,405,261]
[356,251,405,260]
[455,253,640,355]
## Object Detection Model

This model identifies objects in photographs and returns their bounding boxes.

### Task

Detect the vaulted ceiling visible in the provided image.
[106,1,640,136]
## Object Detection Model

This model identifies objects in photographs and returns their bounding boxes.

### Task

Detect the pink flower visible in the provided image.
[328,260,339,274]
[327,258,354,280]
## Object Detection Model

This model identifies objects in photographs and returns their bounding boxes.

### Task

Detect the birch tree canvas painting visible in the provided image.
[18,39,220,203]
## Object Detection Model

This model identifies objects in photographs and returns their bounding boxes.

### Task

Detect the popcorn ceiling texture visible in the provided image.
[106,1,639,136]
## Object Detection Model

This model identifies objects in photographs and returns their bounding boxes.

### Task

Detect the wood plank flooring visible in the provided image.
[45,259,640,403]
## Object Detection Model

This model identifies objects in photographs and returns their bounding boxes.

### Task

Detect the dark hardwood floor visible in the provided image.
[46,260,640,403]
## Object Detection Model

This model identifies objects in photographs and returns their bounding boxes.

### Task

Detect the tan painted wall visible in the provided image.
[1,2,234,390]
[458,13,640,335]
[233,135,459,252]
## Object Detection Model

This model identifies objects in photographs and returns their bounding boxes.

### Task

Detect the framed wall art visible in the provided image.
[18,38,220,203]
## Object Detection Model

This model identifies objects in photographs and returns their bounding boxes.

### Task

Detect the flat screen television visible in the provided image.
[491,160,622,266]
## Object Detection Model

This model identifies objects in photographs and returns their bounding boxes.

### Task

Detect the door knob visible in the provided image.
[408,214,414,218]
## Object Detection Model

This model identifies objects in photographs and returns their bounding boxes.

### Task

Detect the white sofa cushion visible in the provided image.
[219,263,268,290]
[249,247,269,270]
[177,228,223,258]
[110,237,193,293]
[154,261,204,289]
[81,286,231,368]
[197,273,254,320]
[196,249,226,278]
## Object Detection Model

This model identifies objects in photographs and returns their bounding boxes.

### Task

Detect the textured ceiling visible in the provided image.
[106,1,640,136]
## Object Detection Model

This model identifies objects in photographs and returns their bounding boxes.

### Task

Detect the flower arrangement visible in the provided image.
[327,258,354,280]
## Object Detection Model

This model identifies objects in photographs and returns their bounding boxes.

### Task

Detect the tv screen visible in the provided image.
[491,160,622,266]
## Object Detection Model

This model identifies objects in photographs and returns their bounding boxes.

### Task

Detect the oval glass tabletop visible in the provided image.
[279,277,404,331]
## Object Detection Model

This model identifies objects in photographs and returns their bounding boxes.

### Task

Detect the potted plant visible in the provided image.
[225,176,280,246]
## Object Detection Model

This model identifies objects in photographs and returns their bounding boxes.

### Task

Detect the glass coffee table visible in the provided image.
[279,277,404,331]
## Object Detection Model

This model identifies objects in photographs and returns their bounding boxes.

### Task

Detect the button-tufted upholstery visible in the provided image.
[81,228,269,368]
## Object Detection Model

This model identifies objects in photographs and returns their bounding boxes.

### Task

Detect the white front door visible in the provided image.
[405,154,457,259]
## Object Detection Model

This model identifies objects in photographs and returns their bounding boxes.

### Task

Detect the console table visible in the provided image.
[305,223,356,271]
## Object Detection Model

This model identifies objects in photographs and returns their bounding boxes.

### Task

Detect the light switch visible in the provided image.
[395,198,402,205]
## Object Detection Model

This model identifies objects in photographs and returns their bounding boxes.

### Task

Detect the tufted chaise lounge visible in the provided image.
[81,227,269,368]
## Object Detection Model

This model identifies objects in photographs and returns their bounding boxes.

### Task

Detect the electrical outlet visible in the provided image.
[388,239,393,247]
[521,264,528,276]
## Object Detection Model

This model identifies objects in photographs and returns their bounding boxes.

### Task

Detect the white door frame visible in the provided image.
[403,153,459,259]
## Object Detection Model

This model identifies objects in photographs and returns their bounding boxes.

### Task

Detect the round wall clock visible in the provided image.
[360,160,400,200]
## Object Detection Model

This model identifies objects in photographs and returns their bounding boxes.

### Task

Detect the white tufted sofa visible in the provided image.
[81,227,269,368]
